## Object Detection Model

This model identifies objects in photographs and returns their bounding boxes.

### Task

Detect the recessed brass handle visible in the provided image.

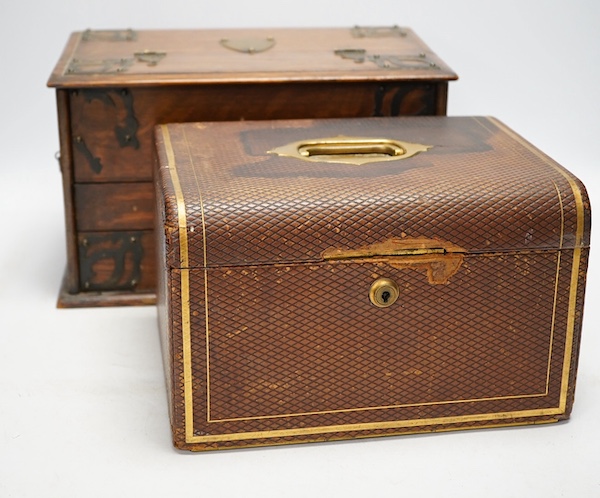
[298,141,404,159]
[268,136,431,166]
[369,277,400,308]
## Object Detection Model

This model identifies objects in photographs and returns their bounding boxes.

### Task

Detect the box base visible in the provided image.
[174,416,564,452]
[56,270,156,308]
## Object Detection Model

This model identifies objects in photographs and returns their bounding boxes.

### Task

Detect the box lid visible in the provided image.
[155,116,590,270]
[47,26,457,88]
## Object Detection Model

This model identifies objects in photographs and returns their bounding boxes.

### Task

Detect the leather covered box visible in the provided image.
[47,26,457,308]
[155,116,590,451]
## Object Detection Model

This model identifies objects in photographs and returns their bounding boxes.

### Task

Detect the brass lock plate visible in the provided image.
[369,278,400,308]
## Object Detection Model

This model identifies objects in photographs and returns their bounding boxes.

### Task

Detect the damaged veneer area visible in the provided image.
[321,236,465,285]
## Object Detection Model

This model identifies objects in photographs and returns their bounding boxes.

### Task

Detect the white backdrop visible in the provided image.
[1,1,599,497]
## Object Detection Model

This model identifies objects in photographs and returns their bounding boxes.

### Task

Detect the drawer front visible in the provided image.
[167,248,586,449]
[69,82,443,183]
[74,182,154,231]
[77,230,155,292]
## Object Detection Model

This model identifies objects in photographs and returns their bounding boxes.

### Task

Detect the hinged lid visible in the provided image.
[47,27,457,88]
[155,116,590,270]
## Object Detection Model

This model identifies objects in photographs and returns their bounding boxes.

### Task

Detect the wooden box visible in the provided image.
[47,26,457,307]
[155,116,590,451]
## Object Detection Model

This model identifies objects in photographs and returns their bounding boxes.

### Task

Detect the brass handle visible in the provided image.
[369,278,400,308]
[268,136,431,166]
[298,141,405,159]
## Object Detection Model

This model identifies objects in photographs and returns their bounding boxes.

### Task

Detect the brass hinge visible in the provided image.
[66,51,167,74]
[351,25,407,38]
[66,57,134,75]
[81,29,137,42]
[335,49,440,70]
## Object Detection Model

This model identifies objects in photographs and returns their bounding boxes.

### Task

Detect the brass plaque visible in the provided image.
[220,37,276,54]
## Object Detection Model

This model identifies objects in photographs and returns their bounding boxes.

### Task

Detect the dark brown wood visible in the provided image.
[48,26,458,307]
[69,82,442,183]
[57,271,156,308]
[55,89,79,295]
[74,183,154,231]
[155,116,590,451]
[435,81,449,115]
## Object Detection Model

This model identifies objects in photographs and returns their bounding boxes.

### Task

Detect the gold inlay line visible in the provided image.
[182,126,212,424]
[545,181,565,390]
[162,125,188,268]
[487,117,585,413]
[180,269,193,439]
[206,245,561,422]
[194,418,559,451]
[557,176,585,410]
[208,252,560,423]
[188,407,564,444]
[161,125,194,441]
[553,180,566,250]
[210,392,549,423]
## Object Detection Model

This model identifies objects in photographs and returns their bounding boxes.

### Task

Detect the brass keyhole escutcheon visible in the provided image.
[369,278,400,308]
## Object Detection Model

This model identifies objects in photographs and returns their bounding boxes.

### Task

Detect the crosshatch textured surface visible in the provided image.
[155,116,590,451]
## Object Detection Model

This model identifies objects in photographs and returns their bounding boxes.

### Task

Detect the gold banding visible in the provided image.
[160,125,194,438]
[485,117,587,413]
[268,136,431,165]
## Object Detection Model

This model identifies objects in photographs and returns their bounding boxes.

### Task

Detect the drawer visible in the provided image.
[75,182,154,231]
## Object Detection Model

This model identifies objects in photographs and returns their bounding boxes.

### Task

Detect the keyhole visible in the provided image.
[369,277,399,308]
